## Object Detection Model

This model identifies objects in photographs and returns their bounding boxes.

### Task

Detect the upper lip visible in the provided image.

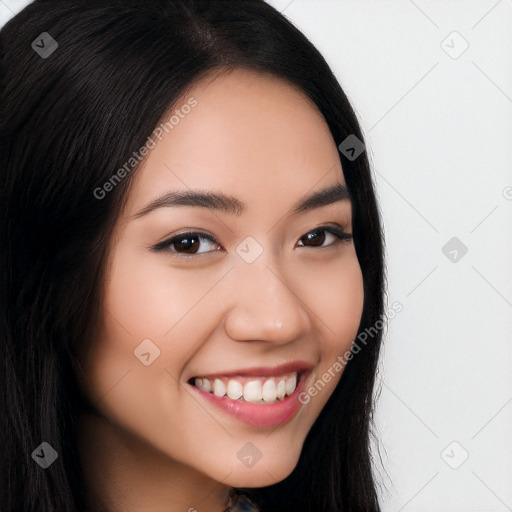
[190,361,314,380]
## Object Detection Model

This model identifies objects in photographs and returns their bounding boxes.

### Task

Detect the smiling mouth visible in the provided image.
[187,372,301,404]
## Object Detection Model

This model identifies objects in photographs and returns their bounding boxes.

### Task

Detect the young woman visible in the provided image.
[0,1,385,511]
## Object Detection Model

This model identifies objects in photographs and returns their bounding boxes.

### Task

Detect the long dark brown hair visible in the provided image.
[0,1,385,510]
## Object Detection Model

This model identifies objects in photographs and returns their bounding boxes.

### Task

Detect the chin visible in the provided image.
[222,452,301,488]
[227,469,294,488]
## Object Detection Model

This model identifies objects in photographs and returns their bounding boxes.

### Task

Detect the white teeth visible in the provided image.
[285,373,297,396]
[276,379,286,400]
[243,380,262,402]
[262,379,277,403]
[202,378,212,392]
[193,372,299,403]
[226,379,243,400]
[213,378,226,397]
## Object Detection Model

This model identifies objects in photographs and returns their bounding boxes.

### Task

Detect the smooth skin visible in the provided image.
[75,68,364,512]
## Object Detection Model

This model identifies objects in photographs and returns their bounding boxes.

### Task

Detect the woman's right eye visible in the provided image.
[150,232,223,258]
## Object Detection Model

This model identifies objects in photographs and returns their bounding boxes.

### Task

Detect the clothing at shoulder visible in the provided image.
[224,493,261,512]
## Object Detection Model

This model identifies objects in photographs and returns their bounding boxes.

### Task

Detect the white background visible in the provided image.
[2,1,511,510]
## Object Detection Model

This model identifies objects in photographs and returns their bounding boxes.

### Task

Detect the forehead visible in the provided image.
[124,68,344,216]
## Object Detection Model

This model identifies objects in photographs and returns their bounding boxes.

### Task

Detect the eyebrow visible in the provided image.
[131,182,351,220]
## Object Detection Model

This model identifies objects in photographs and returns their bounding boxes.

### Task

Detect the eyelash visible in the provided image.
[150,225,353,259]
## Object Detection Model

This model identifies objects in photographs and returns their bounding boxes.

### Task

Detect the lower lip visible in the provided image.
[188,372,309,427]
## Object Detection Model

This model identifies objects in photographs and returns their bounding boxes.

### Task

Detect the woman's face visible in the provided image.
[78,68,364,488]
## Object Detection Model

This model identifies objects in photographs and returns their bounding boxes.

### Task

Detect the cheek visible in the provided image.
[80,246,193,405]
[309,253,365,348]
[102,240,225,350]
[298,254,364,406]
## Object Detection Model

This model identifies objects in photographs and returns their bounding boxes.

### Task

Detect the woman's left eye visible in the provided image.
[151,226,352,258]
[297,226,353,248]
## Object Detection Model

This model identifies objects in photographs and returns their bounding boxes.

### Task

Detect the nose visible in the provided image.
[223,260,311,345]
